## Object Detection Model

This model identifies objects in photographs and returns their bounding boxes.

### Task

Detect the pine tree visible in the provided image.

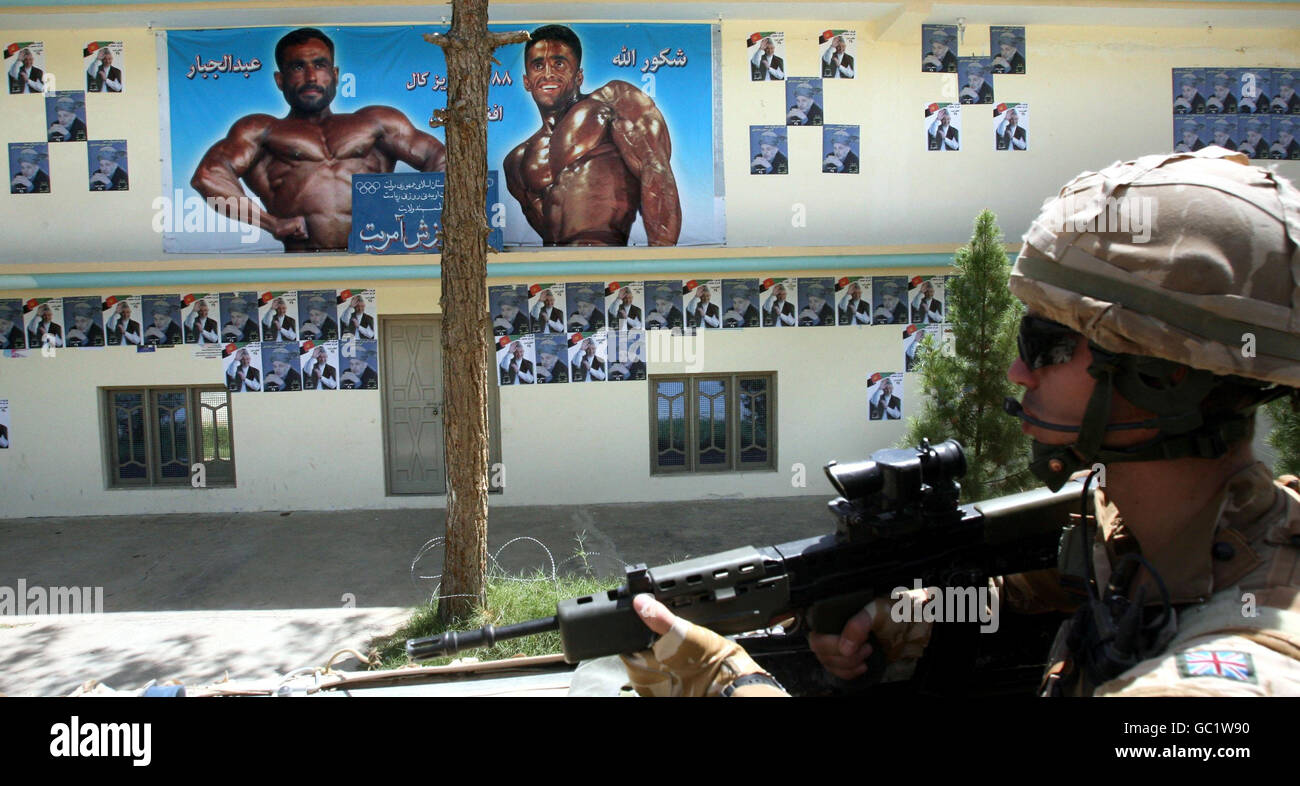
[903,210,1032,502]
[1266,397,1300,476]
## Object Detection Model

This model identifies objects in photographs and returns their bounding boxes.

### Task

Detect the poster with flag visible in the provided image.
[818,29,855,79]
[747,31,785,81]
[868,371,904,420]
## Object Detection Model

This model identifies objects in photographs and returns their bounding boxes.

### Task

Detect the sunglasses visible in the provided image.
[1017,315,1080,369]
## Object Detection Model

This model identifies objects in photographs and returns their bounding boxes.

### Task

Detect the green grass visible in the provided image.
[371,551,623,670]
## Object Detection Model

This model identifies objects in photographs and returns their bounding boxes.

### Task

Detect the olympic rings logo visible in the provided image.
[355,182,381,194]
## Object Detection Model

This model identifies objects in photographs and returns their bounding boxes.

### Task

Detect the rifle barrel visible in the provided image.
[406,616,560,660]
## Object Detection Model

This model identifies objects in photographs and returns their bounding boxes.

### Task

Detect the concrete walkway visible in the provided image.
[0,496,831,695]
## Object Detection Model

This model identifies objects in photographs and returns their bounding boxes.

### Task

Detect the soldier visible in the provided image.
[620,148,1300,696]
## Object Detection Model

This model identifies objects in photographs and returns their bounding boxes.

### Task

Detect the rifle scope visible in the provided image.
[823,438,965,503]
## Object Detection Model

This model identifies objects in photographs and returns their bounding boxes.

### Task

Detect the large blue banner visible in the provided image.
[163,23,719,254]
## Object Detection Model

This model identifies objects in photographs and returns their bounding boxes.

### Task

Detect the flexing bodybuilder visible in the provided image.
[504,24,681,246]
[191,28,447,252]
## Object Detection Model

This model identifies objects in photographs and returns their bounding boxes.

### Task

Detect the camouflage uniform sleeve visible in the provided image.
[1094,633,1300,696]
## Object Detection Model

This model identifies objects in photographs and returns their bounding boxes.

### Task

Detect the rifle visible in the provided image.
[407,439,1085,668]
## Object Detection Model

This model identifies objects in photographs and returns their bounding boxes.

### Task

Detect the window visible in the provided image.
[650,373,776,474]
[104,386,235,488]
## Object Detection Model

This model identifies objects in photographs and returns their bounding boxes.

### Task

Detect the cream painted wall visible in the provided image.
[719,20,1300,247]
[3,12,1298,517]
[0,280,439,519]
[491,291,912,508]
[0,271,920,517]
[1,28,162,264]
[3,20,1297,264]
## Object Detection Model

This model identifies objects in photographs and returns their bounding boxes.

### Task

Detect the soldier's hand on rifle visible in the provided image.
[620,594,787,697]
[808,588,935,682]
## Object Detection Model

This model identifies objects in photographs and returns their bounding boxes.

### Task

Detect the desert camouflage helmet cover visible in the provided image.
[1010,147,1300,387]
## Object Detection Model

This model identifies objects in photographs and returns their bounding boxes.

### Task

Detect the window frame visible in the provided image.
[648,372,777,476]
[102,385,236,489]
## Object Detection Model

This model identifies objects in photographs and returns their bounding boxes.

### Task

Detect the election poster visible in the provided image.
[872,277,908,325]
[63,295,105,348]
[564,283,605,333]
[88,140,129,191]
[904,324,943,373]
[835,276,871,327]
[760,278,797,328]
[6,41,46,94]
[908,276,945,324]
[261,341,303,392]
[796,277,836,326]
[497,334,536,386]
[786,78,823,126]
[46,91,88,142]
[1240,116,1271,160]
[182,293,222,349]
[568,330,608,383]
[685,279,723,330]
[989,27,1025,75]
[24,296,63,349]
[339,339,378,390]
[644,280,685,332]
[9,143,50,194]
[533,333,568,385]
[1231,68,1271,114]
[141,295,183,347]
[1173,68,1206,115]
[822,126,859,173]
[0,299,26,351]
[102,295,141,347]
[337,288,377,343]
[300,340,339,391]
[1275,69,1299,114]
[1206,70,1237,115]
[223,342,263,393]
[925,102,961,151]
[748,31,785,81]
[219,292,260,344]
[1273,116,1299,159]
[605,281,645,332]
[84,41,124,92]
[1174,116,1208,154]
[721,279,760,329]
[994,103,1029,151]
[818,30,855,79]
[259,291,299,342]
[868,372,904,421]
[921,25,957,73]
[957,58,993,105]
[298,290,338,342]
[750,126,788,175]
[162,23,720,253]
[529,284,567,335]
[607,329,646,381]
[490,284,530,337]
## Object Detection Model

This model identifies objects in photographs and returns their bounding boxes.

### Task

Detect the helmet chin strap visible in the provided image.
[1003,344,1263,492]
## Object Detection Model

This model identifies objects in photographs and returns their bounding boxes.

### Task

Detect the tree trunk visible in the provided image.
[425,3,527,623]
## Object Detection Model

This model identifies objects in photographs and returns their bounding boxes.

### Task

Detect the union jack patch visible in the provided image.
[1176,650,1257,684]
